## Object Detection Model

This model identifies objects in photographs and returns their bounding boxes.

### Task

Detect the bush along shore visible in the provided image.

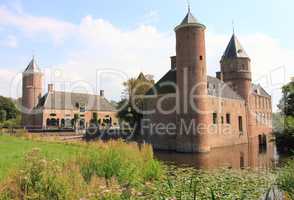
[0,136,292,200]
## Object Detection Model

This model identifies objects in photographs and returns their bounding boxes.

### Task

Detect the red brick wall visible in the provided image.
[248,94,273,138]
[206,96,248,148]
[175,25,210,152]
[142,95,177,150]
[22,72,43,127]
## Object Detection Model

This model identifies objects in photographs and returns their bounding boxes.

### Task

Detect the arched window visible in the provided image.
[51,118,57,126]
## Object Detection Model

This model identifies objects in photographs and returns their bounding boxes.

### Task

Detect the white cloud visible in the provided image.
[0,35,18,48]
[54,16,174,100]
[0,68,20,98]
[0,6,76,43]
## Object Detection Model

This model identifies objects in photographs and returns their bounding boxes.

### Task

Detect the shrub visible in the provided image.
[0,148,69,200]
[277,159,294,199]
[143,160,162,181]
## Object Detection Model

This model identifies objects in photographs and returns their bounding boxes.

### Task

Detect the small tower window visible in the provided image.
[213,113,217,124]
[238,116,243,132]
[226,113,231,124]
[200,56,203,60]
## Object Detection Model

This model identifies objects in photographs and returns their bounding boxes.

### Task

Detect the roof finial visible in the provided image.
[187,0,191,13]
[32,50,35,60]
[232,20,235,35]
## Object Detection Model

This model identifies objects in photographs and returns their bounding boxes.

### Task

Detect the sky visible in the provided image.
[0,0,293,111]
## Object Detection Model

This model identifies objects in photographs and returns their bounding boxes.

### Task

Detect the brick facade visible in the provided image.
[142,11,272,152]
[21,58,118,131]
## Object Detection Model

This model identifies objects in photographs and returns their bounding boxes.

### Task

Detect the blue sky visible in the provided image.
[0,0,293,110]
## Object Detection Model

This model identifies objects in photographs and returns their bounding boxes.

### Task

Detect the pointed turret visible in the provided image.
[222,34,249,59]
[175,9,205,31]
[24,57,41,73]
[220,33,252,103]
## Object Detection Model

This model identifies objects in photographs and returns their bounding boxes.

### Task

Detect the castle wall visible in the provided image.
[248,94,273,138]
[142,94,250,151]
[206,96,249,148]
[142,95,177,150]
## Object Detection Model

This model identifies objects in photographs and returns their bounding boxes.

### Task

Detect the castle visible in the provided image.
[21,58,118,130]
[142,10,272,152]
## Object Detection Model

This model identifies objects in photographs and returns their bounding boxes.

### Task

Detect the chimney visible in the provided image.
[170,56,176,70]
[216,72,223,81]
[100,90,104,97]
[48,84,54,92]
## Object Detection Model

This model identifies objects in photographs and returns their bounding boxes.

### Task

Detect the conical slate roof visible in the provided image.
[175,10,205,31]
[180,10,199,25]
[223,34,249,59]
[24,57,41,73]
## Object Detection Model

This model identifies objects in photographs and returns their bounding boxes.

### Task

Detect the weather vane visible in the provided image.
[32,50,35,59]
[232,20,235,34]
[187,0,191,12]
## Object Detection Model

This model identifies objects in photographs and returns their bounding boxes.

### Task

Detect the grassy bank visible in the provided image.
[0,135,83,181]
[0,135,290,199]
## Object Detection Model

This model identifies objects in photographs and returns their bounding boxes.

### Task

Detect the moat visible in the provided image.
[154,138,279,170]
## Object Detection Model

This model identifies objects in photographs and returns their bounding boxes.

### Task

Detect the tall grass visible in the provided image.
[0,135,288,199]
[0,139,162,200]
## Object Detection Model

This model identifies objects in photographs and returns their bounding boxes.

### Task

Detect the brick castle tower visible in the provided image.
[219,34,253,136]
[220,34,252,103]
[175,9,210,152]
[22,57,43,128]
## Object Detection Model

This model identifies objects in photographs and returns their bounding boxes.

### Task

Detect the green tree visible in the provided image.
[275,79,294,152]
[117,73,154,128]
[0,96,19,123]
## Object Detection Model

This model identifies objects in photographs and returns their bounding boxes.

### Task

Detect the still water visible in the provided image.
[154,138,279,170]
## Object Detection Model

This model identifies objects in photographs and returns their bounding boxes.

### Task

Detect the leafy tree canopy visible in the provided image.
[117,73,154,127]
[0,96,19,122]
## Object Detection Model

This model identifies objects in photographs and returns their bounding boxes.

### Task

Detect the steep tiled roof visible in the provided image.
[146,70,176,95]
[24,57,42,73]
[175,10,205,31]
[222,34,249,59]
[180,10,199,25]
[36,91,116,112]
[146,70,243,100]
[252,84,271,97]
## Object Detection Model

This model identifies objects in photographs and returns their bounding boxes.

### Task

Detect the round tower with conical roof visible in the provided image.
[22,57,43,127]
[175,9,210,152]
[220,34,252,103]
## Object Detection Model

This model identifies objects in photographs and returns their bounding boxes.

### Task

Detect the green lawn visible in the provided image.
[0,135,82,180]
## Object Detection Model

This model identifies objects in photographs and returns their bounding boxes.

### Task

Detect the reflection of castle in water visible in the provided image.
[155,136,279,170]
